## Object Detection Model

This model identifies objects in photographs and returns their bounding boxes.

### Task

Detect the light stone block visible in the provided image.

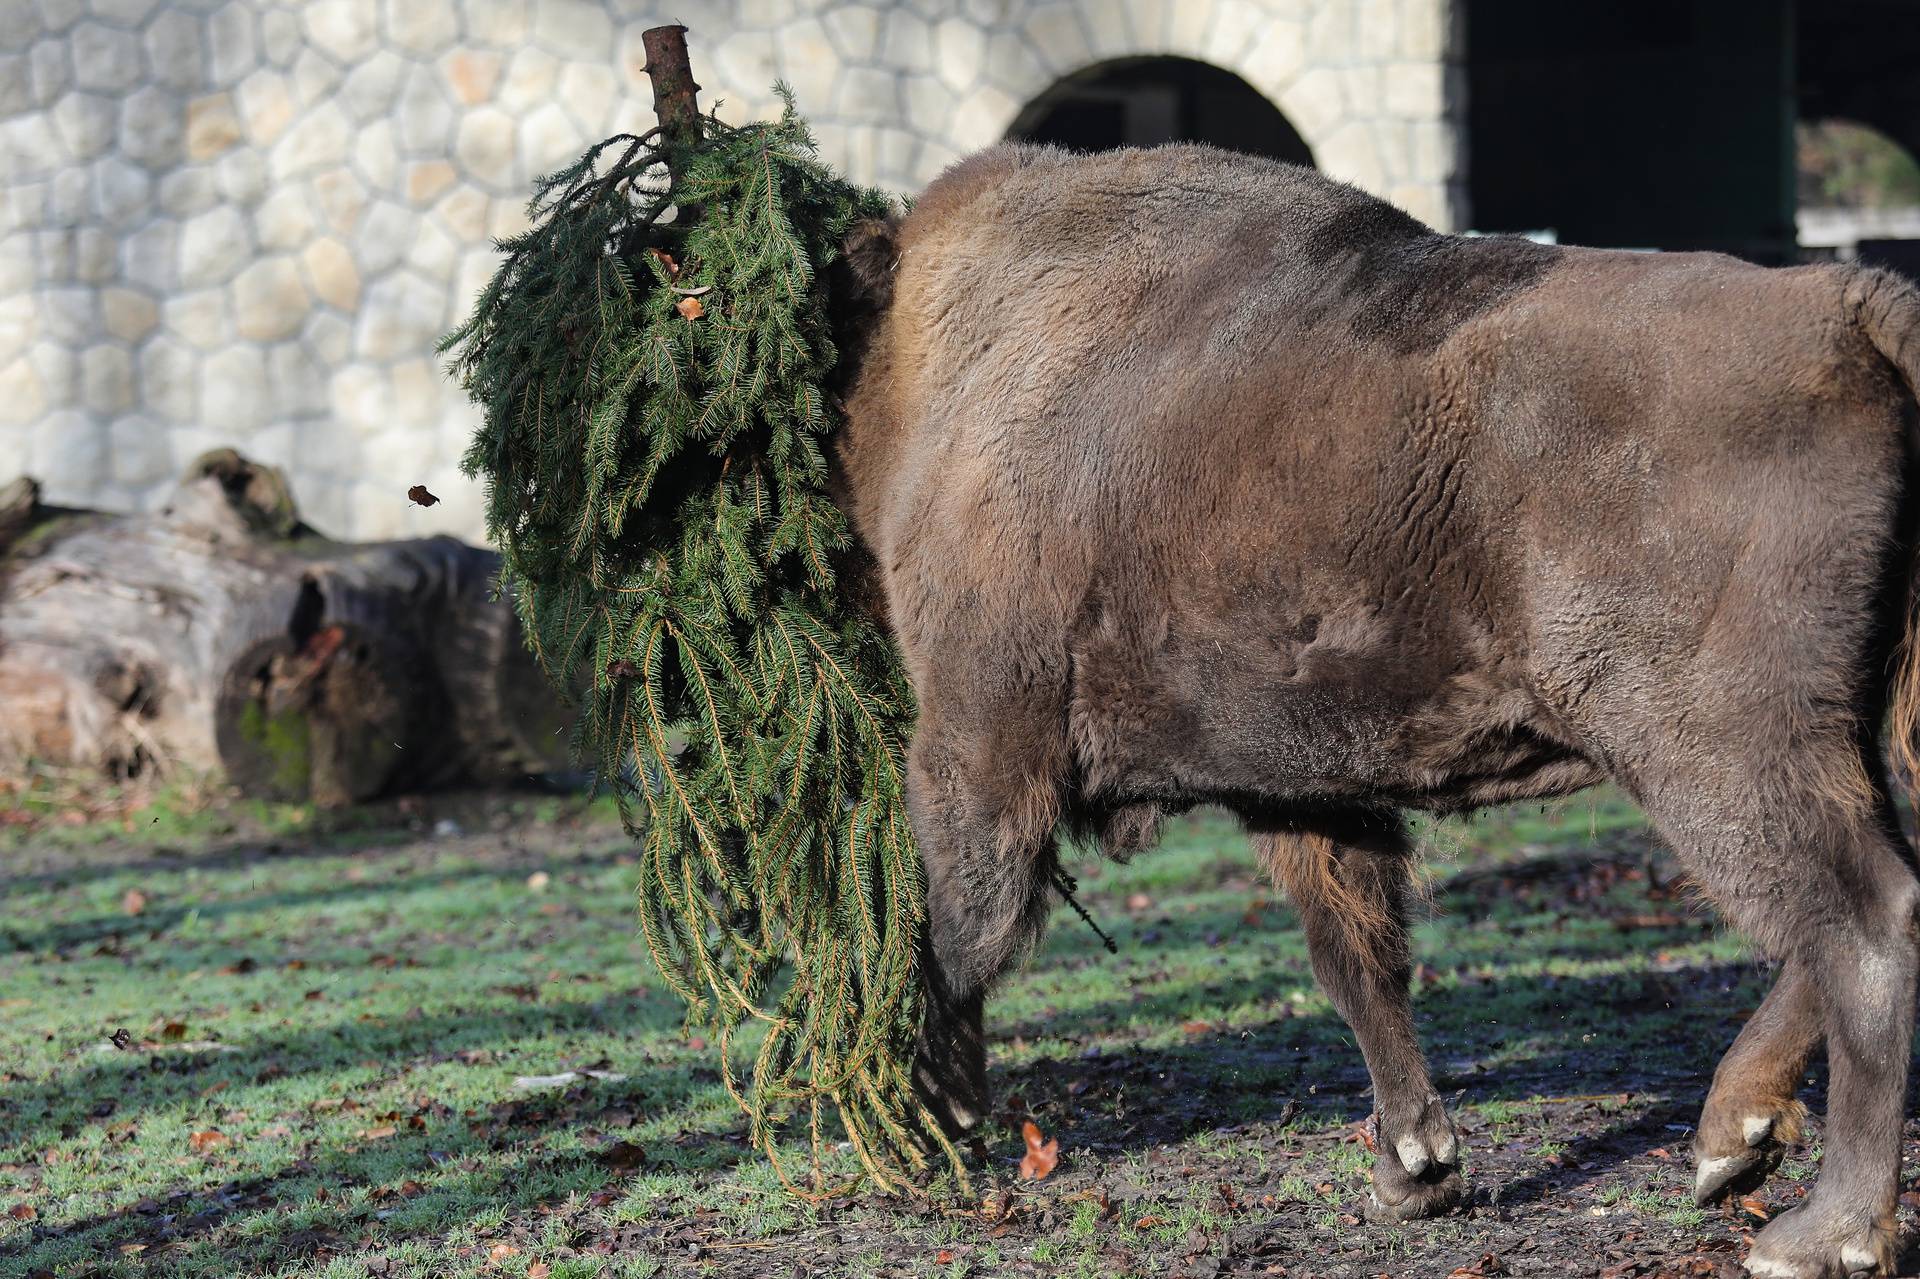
[236,70,295,145]
[301,235,360,309]
[88,0,156,25]
[269,100,350,181]
[557,60,617,136]
[120,219,176,292]
[141,9,201,92]
[302,0,377,63]
[314,167,367,233]
[164,288,229,348]
[411,217,457,283]
[1384,61,1444,120]
[267,340,327,413]
[208,0,258,85]
[353,119,399,190]
[256,185,316,249]
[883,9,930,66]
[932,16,986,93]
[0,55,31,116]
[119,83,184,169]
[70,22,139,92]
[1282,65,1344,139]
[101,286,157,341]
[355,199,416,276]
[1205,0,1264,65]
[30,411,107,505]
[186,93,242,161]
[200,343,268,424]
[1167,0,1212,55]
[1082,3,1136,57]
[1021,3,1093,75]
[1410,119,1459,183]
[822,5,883,61]
[261,8,300,64]
[455,105,516,190]
[51,91,115,160]
[903,74,955,136]
[30,38,73,106]
[292,47,344,106]
[464,0,529,46]
[435,184,489,241]
[517,102,577,183]
[948,82,1020,152]
[384,0,458,56]
[0,359,48,426]
[0,295,38,364]
[442,49,503,106]
[1242,22,1306,97]
[214,145,268,207]
[81,343,133,414]
[90,156,151,226]
[834,65,897,119]
[108,414,171,488]
[406,159,456,205]
[531,0,612,62]
[140,336,198,420]
[178,204,250,287]
[38,0,83,33]
[303,309,351,363]
[396,62,455,152]
[340,49,405,121]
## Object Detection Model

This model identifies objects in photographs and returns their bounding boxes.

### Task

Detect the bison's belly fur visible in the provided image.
[842,144,1920,1279]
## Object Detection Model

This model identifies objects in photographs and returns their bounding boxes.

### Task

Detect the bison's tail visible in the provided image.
[1853,268,1920,784]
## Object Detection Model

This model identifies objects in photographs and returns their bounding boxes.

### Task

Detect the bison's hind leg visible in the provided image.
[1258,812,1466,1221]
[1630,745,1917,1279]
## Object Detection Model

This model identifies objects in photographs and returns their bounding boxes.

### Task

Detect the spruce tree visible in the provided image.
[443,94,963,1192]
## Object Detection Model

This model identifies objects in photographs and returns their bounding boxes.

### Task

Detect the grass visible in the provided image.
[0,785,1904,1277]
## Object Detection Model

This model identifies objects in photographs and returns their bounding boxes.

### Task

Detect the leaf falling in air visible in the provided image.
[407,485,440,507]
[1018,1120,1059,1180]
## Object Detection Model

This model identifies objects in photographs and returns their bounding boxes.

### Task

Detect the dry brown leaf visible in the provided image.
[648,247,680,278]
[675,295,704,320]
[121,888,147,916]
[1018,1119,1058,1180]
[1125,892,1153,911]
[7,1202,35,1220]
[188,1129,228,1153]
[525,871,551,892]
[527,1264,551,1279]
[360,1125,398,1141]
[1738,1195,1770,1220]
[407,484,440,507]
[487,1242,519,1263]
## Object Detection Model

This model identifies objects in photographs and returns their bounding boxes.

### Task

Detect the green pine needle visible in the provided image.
[444,93,962,1196]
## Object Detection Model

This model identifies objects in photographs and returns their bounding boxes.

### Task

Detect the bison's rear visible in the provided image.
[837,143,1920,1278]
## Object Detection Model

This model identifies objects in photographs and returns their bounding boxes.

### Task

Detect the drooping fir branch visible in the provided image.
[442,80,965,1194]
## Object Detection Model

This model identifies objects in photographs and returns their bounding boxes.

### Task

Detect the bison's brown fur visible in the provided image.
[835,143,1920,1278]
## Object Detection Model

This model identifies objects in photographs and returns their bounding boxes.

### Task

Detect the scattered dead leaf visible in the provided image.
[120,888,147,916]
[527,1265,551,1279]
[596,1141,647,1173]
[187,1129,228,1153]
[407,485,439,507]
[649,247,680,277]
[1125,892,1153,911]
[487,1242,519,1264]
[109,1027,132,1051]
[675,295,704,320]
[360,1125,398,1141]
[8,1202,35,1220]
[526,871,551,892]
[1018,1119,1059,1181]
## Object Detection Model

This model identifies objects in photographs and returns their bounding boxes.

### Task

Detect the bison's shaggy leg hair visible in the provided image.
[1635,757,1918,1279]
[906,724,1062,1134]
[1257,814,1464,1221]
[1690,959,1819,1207]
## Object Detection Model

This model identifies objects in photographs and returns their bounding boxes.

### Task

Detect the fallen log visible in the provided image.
[0,450,572,806]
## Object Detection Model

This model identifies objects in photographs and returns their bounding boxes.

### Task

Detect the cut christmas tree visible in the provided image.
[443,26,958,1193]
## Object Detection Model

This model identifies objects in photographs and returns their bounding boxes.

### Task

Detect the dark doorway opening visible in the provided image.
[1006,57,1314,166]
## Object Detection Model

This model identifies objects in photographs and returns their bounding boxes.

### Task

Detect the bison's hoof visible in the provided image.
[1365,1167,1467,1222]
[1692,1099,1805,1206]
[1365,1096,1466,1222]
[1744,1205,1894,1278]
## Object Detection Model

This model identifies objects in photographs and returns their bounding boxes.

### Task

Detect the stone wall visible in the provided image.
[1,0,1465,540]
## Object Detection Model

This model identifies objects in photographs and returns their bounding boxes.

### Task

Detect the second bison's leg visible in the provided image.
[1260,815,1465,1221]
[907,720,1060,1134]
[1691,959,1820,1205]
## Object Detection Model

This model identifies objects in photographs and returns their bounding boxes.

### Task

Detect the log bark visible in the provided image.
[0,451,573,806]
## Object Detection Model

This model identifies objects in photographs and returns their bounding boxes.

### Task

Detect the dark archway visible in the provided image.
[1005,57,1314,166]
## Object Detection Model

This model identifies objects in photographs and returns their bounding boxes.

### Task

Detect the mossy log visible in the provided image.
[0,451,572,807]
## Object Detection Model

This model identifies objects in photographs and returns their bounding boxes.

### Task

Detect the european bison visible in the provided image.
[833,143,1920,1279]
